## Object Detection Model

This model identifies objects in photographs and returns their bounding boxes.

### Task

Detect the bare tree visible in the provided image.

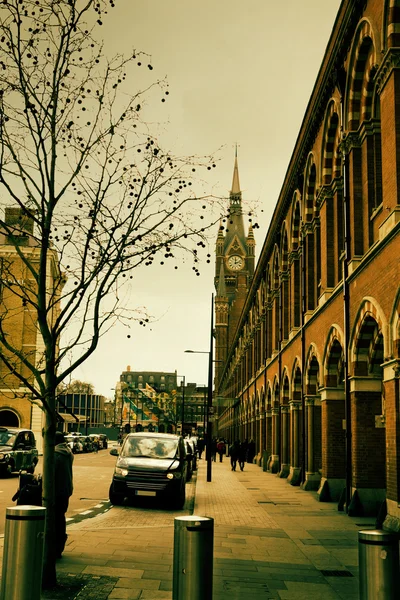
[60,380,95,395]
[0,0,223,588]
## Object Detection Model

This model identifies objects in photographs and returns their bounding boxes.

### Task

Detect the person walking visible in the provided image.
[211,438,217,462]
[229,440,240,471]
[54,431,74,559]
[247,439,256,463]
[238,440,247,471]
[217,439,226,462]
[197,437,205,459]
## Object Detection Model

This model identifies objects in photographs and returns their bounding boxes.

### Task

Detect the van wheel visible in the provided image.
[109,484,125,506]
[172,482,186,510]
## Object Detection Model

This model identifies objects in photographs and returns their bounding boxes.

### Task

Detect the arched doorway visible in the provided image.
[319,332,346,502]
[350,312,386,516]
[0,410,20,427]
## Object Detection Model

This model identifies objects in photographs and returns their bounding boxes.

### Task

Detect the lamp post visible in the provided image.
[185,293,214,482]
[176,375,186,436]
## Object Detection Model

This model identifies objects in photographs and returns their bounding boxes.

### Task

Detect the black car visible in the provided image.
[185,440,196,481]
[0,427,39,476]
[80,435,94,452]
[109,432,188,509]
[98,434,108,449]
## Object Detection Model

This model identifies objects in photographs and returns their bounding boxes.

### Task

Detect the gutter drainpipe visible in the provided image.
[341,107,352,514]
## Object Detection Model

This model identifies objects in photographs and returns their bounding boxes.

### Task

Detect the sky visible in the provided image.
[74,0,342,398]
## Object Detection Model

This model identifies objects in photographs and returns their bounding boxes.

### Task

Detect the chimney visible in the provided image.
[4,207,34,234]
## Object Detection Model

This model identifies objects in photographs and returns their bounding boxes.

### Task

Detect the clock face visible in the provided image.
[227,255,244,271]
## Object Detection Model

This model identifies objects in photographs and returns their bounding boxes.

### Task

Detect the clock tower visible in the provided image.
[214,151,255,387]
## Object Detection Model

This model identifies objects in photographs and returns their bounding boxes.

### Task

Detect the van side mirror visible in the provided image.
[110,448,119,456]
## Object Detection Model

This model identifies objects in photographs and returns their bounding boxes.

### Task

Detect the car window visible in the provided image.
[15,433,27,448]
[21,432,32,447]
[0,431,16,446]
[121,437,178,459]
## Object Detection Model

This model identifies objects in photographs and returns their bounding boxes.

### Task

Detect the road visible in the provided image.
[0,446,117,535]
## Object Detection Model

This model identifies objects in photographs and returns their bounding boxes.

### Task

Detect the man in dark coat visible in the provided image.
[247,439,256,463]
[229,440,240,471]
[197,437,205,459]
[54,431,74,558]
[238,440,248,471]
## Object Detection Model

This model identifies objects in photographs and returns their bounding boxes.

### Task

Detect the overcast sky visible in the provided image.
[74,0,342,397]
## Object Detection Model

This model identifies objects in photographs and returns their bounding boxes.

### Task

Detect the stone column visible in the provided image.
[302,396,321,490]
[259,411,266,467]
[288,402,301,485]
[269,406,279,473]
[349,376,385,516]
[265,409,272,465]
[382,360,400,531]
[279,405,290,478]
[317,387,346,502]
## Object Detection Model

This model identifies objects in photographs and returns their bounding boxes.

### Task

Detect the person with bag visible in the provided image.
[229,440,240,471]
[13,471,42,506]
[238,440,248,471]
[217,439,226,462]
[54,431,74,558]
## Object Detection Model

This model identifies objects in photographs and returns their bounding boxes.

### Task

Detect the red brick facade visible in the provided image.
[215,0,400,528]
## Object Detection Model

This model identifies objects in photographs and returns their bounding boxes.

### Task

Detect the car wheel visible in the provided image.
[109,483,125,506]
[170,482,186,510]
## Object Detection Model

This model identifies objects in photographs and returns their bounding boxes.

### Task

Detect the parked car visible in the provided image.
[0,427,39,476]
[80,435,94,452]
[88,433,108,450]
[186,439,197,474]
[88,434,100,450]
[184,440,195,481]
[65,435,83,454]
[109,432,188,509]
[98,434,108,449]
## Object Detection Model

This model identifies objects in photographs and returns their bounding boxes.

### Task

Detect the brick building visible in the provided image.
[215,0,400,530]
[0,207,63,453]
[116,366,178,431]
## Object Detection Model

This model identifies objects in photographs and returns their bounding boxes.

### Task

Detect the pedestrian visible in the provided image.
[217,439,226,462]
[54,431,74,559]
[211,438,217,462]
[229,440,240,471]
[197,437,205,459]
[238,440,247,471]
[247,439,256,463]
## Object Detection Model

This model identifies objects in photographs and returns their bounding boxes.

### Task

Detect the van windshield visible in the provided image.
[0,431,16,446]
[121,436,178,459]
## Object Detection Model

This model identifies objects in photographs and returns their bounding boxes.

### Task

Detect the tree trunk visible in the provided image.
[41,406,57,589]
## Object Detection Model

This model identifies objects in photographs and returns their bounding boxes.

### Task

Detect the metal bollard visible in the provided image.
[173,515,214,600]
[1,505,46,600]
[358,529,400,599]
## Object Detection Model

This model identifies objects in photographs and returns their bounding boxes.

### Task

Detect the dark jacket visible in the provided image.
[229,442,240,459]
[55,443,74,498]
[238,442,247,461]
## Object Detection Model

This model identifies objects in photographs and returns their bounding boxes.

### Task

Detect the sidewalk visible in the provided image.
[3,457,372,599]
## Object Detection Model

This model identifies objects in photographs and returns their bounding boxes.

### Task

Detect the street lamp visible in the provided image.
[176,375,186,436]
[185,293,214,482]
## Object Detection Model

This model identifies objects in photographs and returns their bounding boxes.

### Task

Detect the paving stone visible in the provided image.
[0,458,366,599]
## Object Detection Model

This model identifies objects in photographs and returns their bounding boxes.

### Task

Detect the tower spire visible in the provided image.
[231,144,241,195]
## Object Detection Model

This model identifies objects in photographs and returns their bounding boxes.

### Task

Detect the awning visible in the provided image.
[57,412,88,423]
